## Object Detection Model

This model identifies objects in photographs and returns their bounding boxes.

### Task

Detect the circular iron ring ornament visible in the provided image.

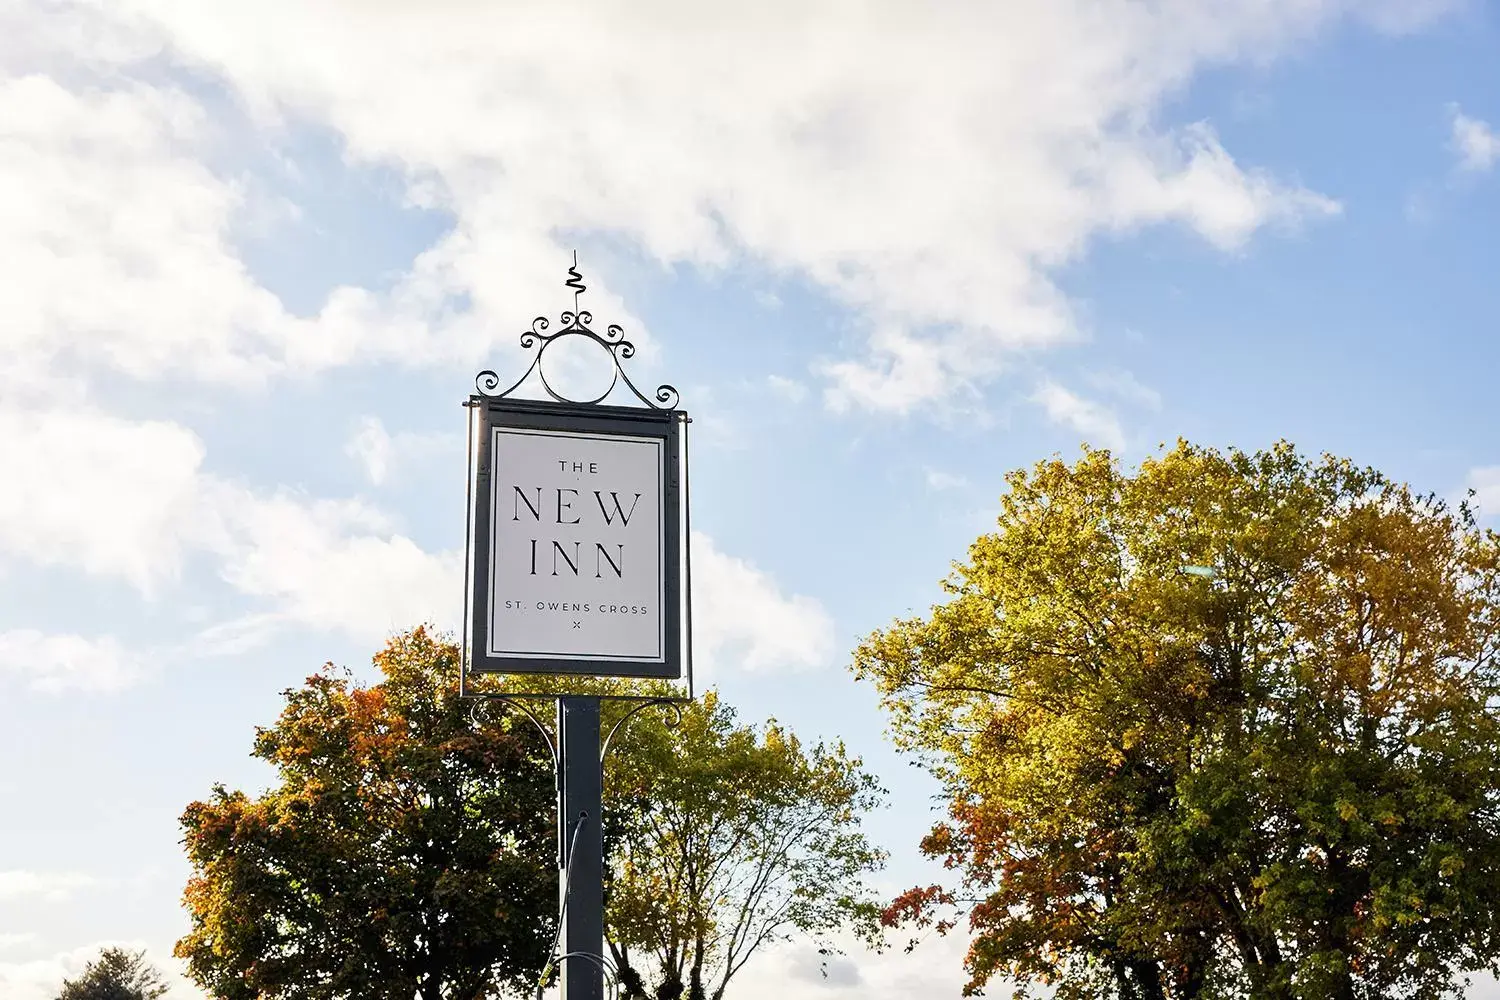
[475,258,680,410]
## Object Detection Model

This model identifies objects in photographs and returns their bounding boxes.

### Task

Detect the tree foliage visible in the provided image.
[603,691,887,1000]
[57,947,169,1000]
[855,442,1500,999]
[176,630,886,1000]
[175,627,556,1000]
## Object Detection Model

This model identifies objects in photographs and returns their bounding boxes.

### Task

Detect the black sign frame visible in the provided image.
[464,395,688,681]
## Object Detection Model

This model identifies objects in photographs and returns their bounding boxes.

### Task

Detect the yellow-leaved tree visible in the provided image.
[856,442,1500,1000]
[603,691,887,1000]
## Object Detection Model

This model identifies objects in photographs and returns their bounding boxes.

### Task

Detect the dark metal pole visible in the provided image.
[557,695,604,1000]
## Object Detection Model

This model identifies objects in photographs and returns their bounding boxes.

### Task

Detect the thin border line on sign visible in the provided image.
[486,426,666,662]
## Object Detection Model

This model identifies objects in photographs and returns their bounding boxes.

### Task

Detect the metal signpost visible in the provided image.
[461,257,693,1000]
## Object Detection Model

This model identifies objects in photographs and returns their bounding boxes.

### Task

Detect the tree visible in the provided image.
[601,690,887,1000]
[177,629,887,1000]
[855,442,1500,1000]
[57,947,169,1000]
[175,627,557,1000]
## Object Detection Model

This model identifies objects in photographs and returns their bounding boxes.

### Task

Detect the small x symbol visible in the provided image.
[572,621,582,629]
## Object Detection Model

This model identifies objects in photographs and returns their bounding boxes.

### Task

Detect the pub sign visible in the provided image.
[467,397,685,679]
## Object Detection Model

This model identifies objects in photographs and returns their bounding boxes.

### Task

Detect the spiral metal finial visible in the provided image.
[565,250,587,310]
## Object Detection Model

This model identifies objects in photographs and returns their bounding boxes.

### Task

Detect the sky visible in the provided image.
[2,0,1500,997]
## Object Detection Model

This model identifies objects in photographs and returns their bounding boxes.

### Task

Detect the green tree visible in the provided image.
[855,443,1500,1000]
[601,690,887,1000]
[56,947,169,1000]
[174,627,557,1000]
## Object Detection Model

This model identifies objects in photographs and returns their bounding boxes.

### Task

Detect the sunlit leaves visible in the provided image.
[174,628,556,1000]
[174,630,887,1000]
[855,442,1500,999]
[603,691,887,1000]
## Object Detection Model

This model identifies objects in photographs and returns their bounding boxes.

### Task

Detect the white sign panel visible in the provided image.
[487,426,665,662]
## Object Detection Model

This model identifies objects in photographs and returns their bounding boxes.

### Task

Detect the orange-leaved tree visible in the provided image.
[175,628,556,1000]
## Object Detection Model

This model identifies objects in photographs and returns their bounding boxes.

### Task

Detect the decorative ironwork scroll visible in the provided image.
[475,253,681,410]
[598,698,684,763]
[469,696,558,769]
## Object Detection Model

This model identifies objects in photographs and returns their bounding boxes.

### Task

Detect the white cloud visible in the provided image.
[0,631,146,694]
[691,531,836,676]
[0,404,824,660]
[0,24,652,396]
[766,375,809,404]
[0,872,96,903]
[1468,466,1500,519]
[1360,0,1463,34]
[1,0,1407,415]
[1085,369,1163,410]
[821,325,976,416]
[925,469,969,492]
[0,933,37,951]
[215,490,462,642]
[0,405,459,647]
[179,612,293,659]
[731,930,975,999]
[1450,105,1500,173]
[345,415,457,487]
[0,405,465,678]
[348,416,397,485]
[0,406,209,594]
[0,72,295,387]
[0,954,81,1000]
[0,941,193,1000]
[784,945,864,988]
[1032,380,1126,451]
